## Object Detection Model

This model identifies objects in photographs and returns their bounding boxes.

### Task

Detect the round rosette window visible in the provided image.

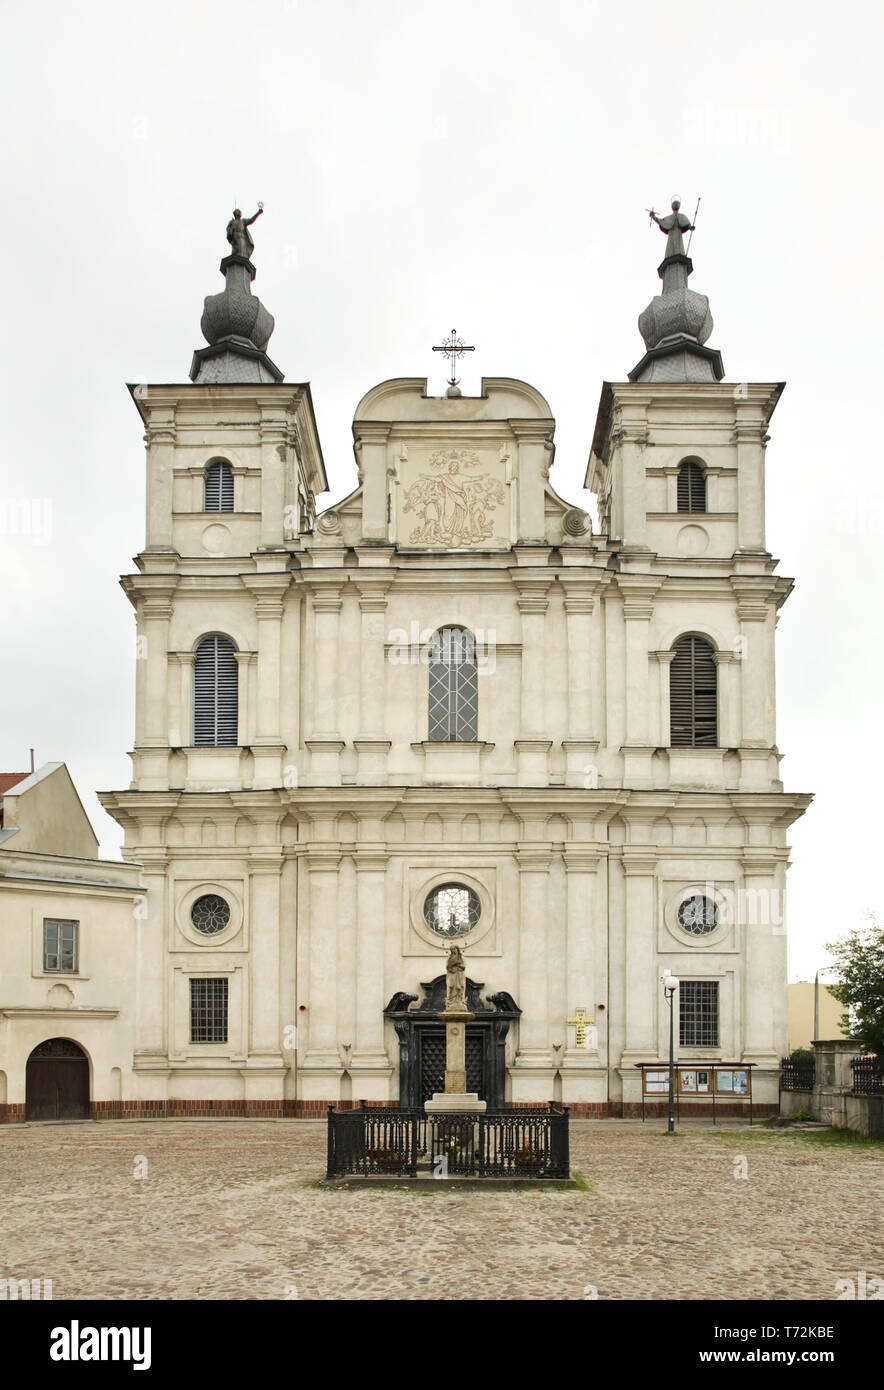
[423,883,481,939]
[677,894,719,937]
[190,894,231,936]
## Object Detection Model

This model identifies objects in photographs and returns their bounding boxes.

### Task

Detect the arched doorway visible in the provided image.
[26,1039,90,1121]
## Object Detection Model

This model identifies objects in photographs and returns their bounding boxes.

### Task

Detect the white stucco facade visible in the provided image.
[93,368,810,1116]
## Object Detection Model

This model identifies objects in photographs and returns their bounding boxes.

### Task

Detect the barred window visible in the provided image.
[428,627,478,742]
[44,919,78,973]
[677,460,706,513]
[679,980,719,1048]
[190,978,228,1043]
[670,635,717,747]
[204,460,234,513]
[193,635,239,746]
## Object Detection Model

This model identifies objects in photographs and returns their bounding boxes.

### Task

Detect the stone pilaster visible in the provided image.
[355,577,393,783]
[351,833,394,1097]
[514,576,552,784]
[511,842,552,1097]
[298,837,342,1096]
[618,849,658,1105]
[617,576,659,786]
[243,575,289,787]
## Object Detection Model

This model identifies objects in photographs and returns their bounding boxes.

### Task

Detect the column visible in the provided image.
[246,839,286,1102]
[732,581,774,789]
[298,824,342,1099]
[258,410,288,547]
[243,575,289,787]
[734,415,766,552]
[137,581,177,789]
[562,848,601,1061]
[618,576,659,786]
[511,831,552,1101]
[713,650,740,749]
[354,578,392,783]
[144,414,176,552]
[515,577,552,785]
[651,649,676,748]
[619,849,658,1109]
[306,580,345,784]
[561,581,600,786]
[351,826,394,1098]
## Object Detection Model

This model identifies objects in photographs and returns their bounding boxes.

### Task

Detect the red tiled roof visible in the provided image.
[0,772,29,795]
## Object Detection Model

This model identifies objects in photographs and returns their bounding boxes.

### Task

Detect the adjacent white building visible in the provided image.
[0,764,141,1121]
[2,207,811,1122]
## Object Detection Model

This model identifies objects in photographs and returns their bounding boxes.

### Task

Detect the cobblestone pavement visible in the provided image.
[2,1120,882,1301]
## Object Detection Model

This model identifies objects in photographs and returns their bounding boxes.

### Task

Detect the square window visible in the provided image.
[43,919,78,973]
[190,977,228,1043]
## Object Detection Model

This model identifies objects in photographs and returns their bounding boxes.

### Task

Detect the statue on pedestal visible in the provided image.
[648,197,694,259]
[445,943,468,1013]
[226,205,264,260]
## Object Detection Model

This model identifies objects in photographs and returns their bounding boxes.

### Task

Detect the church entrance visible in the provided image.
[385,975,521,1111]
[26,1038,90,1121]
[416,1027,486,1105]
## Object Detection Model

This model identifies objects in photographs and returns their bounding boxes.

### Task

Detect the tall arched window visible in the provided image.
[204,460,234,513]
[669,635,717,747]
[428,627,478,741]
[677,460,706,513]
[193,635,239,746]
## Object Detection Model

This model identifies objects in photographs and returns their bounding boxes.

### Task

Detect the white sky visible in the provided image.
[1,0,881,982]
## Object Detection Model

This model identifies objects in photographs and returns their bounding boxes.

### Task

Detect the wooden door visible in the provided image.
[26,1039,89,1120]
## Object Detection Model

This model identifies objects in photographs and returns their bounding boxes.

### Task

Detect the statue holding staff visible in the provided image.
[647,196,695,259]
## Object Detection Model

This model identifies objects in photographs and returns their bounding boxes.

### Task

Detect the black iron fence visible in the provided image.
[326,1102,570,1180]
[780,1056,815,1091]
[851,1056,884,1096]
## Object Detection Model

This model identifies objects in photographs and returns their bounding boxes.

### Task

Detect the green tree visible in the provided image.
[825,915,884,1057]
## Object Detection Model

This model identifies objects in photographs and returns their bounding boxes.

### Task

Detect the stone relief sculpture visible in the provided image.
[402,448,505,546]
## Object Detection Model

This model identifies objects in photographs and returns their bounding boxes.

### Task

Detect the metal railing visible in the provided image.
[780,1056,815,1091]
[851,1056,884,1096]
[326,1102,570,1179]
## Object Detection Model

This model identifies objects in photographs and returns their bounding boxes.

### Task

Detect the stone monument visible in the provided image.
[424,945,487,1114]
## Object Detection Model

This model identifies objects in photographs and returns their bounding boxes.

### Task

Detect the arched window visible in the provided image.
[193,635,238,746]
[428,627,478,742]
[669,635,717,747]
[677,460,706,513]
[204,460,234,513]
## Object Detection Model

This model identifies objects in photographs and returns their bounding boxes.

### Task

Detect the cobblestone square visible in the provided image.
[2,1120,881,1301]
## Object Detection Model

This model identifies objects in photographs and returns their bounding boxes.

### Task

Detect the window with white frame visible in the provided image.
[44,919,78,973]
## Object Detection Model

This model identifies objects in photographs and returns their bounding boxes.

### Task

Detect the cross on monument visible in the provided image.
[432,328,475,392]
[567,1006,595,1049]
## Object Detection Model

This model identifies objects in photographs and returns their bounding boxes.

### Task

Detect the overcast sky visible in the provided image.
[1,0,881,982]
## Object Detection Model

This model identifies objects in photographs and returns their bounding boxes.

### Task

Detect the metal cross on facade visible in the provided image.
[567,1006,595,1049]
[432,328,475,389]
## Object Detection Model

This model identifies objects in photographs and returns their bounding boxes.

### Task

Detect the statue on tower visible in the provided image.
[226,204,264,260]
[648,197,694,259]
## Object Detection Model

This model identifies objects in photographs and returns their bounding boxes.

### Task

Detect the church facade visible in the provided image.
[93,210,810,1117]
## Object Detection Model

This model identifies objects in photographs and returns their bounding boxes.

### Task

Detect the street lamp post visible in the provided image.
[662,969,680,1134]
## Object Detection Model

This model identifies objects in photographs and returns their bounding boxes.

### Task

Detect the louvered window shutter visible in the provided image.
[193,636,239,746]
[204,461,234,513]
[428,627,478,742]
[669,635,717,747]
[676,461,706,513]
